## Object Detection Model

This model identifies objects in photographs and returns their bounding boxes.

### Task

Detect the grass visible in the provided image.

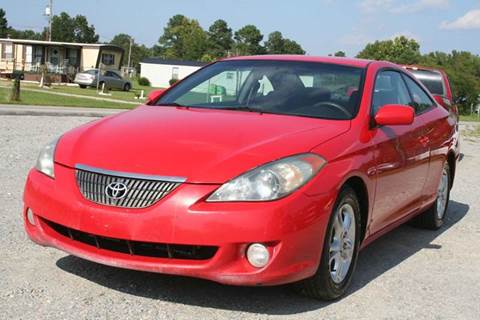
[0,87,135,109]
[460,114,480,122]
[20,79,162,103]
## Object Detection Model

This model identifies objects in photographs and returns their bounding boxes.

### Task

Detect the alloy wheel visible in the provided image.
[329,203,356,284]
[436,166,449,219]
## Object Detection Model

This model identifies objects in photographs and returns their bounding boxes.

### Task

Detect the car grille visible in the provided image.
[75,167,182,209]
[43,218,218,260]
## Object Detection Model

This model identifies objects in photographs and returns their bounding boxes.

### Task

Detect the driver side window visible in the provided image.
[372,71,411,114]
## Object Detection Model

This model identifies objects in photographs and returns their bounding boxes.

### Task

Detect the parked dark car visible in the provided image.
[74,69,132,91]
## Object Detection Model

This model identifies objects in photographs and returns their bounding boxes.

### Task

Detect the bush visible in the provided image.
[138,77,151,86]
[169,78,178,86]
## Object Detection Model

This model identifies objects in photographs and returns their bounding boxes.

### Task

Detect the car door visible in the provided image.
[110,71,125,89]
[104,71,119,89]
[369,70,430,234]
[402,74,453,204]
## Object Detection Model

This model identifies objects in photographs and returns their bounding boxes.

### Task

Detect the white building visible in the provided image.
[140,58,206,88]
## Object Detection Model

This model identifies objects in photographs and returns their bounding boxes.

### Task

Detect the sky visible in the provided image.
[2,0,480,56]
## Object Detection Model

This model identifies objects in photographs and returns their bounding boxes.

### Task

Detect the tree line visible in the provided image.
[0,9,305,65]
[118,15,305,63]
[1,8,479,113]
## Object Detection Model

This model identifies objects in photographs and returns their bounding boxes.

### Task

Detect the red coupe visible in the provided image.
[24,55,459,300]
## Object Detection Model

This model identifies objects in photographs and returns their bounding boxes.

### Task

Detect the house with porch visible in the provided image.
[0,38,124,83]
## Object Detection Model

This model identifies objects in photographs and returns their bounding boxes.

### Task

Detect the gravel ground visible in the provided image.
[1,115,479,320]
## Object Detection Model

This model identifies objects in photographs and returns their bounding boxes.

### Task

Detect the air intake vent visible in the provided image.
[43,218,218,261]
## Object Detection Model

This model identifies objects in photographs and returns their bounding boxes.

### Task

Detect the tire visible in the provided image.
[295,186,361,300]
[123,83,131,91]
[410,162,450,230]
[79,85,87,89]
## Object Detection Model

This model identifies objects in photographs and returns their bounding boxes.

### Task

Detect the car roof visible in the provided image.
[222,55,376,68]
[402,64,445,74]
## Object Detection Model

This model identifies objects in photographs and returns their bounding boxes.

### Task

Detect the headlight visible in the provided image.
[35,137,60,178]
[207,153,326,202]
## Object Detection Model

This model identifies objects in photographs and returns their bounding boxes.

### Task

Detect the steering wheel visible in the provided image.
[312,101,352,118]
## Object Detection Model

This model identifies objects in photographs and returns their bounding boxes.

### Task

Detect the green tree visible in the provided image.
[207,19,233,59]
[49,12,98,43]
[264,31,305,54]
[234,25,265,55]
[334,51,346,57]
[282,39,305,54]
[9,29,43,40]
[157,15,208,60]
[0,8,8,38]
[264,31,284,54]
[422,51,480,114]
[357,36,421,64]
[50,12,75,42]
[110,33,152,71]
[73,15,99,43]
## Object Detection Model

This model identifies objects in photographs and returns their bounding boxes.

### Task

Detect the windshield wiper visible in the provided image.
[220,106,267,113]
[159,102,189,108]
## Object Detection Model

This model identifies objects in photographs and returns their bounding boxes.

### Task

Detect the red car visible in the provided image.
[24,56,459,300]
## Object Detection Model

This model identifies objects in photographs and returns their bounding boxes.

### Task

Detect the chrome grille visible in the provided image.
[75,166,183,209]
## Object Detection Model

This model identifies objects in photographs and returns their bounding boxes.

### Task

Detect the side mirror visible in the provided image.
[145,89,166,105]
[374,104,414,126]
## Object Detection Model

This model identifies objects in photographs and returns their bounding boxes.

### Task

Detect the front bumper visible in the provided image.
[24,164,333,286]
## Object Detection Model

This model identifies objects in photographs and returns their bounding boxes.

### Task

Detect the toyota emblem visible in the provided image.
[105,182,128,200]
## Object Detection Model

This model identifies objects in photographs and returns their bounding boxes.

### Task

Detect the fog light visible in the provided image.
[246,243,270,268]
[26,208,36,225]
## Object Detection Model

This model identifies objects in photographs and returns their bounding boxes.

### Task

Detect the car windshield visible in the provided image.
[409,69,445,96]
[157,60,365,120]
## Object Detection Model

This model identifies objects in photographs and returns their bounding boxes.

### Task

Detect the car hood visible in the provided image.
[56,106,350,184]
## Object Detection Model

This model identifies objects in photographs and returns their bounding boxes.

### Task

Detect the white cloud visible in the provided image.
[392,0,450,13]
[440,9,480,30]
[360,0,449,13]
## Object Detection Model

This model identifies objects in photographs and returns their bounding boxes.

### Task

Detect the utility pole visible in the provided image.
[48,0,53,41]
[44,0,53,41]
[127,37,133,72]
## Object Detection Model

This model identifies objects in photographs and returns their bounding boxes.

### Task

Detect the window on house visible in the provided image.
[33,46,43,63]
[172,67,180,80]
[4,43,13,60]
[101,53,115,66]
[67,49,78,66]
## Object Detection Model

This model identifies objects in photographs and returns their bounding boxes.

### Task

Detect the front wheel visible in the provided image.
[295,186,361,300]
[411,162,450,230]
[123,83,131,91]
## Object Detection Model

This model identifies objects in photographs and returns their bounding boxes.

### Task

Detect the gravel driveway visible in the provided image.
[1,115,479,320]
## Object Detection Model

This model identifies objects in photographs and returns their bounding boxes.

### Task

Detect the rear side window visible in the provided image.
[372,71,411,114]
[409,69,445,96]
[403,75,435,114]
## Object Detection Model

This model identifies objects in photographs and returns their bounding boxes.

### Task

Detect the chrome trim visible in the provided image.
[75,164,187,183]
